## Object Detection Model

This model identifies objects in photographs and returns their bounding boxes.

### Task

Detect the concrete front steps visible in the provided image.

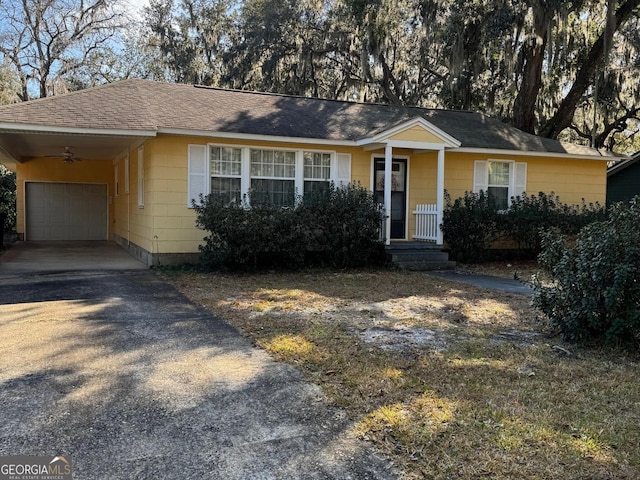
[386,241,456,271]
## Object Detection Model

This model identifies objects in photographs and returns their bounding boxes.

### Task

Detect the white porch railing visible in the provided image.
[377,203,387,243]
[413,203,438,242]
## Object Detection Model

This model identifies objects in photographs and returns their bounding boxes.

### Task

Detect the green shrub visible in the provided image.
[0,165,16,231]
[500,192,606,257]
[532,198,640,345]
[298,182,385,268]
[194,182,384,271]
[442,191,606,262]
[441,190,500,262]
[194,194,306,270]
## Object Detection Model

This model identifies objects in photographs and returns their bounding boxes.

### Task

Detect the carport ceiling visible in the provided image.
[0,130,150,162]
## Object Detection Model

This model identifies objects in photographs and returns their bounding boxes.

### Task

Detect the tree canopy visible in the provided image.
[0,0,638,152]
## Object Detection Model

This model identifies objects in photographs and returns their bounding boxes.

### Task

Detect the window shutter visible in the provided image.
[514,162,527,196]
[188,145,208,207]
[473,160,488,193]
[335,153,351,188]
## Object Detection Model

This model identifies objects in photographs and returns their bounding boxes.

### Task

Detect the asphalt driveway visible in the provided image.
[0,243,397,479]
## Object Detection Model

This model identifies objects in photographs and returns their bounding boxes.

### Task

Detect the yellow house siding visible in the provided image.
[137,134,366,255]
[389,126,444,143]
[342,147,371,187]
[525,158,606,204]
[15,158,114,238]
[442,152,607,206]
[123,143,154,253]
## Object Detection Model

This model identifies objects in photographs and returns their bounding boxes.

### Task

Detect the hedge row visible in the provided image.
[194,182,385,270]
[441,191,606,262]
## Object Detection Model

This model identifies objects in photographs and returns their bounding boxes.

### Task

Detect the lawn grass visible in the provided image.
[164,269,640,479]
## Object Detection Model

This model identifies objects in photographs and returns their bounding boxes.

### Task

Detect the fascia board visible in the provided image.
[0,123,158,137]
[451,147,620,161]
[157,127,358,146]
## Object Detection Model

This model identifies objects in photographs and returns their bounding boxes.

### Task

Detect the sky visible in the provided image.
[123,0,149,19]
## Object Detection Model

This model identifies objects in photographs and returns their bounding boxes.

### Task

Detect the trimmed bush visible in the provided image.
[441,191,606,262]
[441,190,500,262]
[501,192,606,257]
[194,182,384,271]
[533,198,640,345]
[298,183,385,268]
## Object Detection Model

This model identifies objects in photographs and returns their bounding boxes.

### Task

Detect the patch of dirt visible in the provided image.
[168,270,546,354]
[357,324,455,352]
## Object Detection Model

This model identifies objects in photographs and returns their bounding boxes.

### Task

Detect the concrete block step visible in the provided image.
[388,251,451,262]
[385,242,441,251]
[394,260,457,271]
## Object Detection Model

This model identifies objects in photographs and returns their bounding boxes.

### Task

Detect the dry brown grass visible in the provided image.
[162,269,640,480]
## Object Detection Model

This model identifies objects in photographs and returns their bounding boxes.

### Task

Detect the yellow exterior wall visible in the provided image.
[389,126,444,143]
[127,135,372,255]
[15,158,114,238]
[111,143,155,254]
[443,152,607,206]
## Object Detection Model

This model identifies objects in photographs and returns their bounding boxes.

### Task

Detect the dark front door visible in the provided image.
[374,158,407,239]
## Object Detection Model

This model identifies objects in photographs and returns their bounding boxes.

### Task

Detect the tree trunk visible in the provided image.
[512,0,549,134]
[539,0,640,139]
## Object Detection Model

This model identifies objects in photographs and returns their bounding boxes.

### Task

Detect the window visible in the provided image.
[188,145,351,208]
[303,151,331,194]
[487,161,510,210]
[250,149,296,206]
[473,159,526,210]
[210,146,242,203]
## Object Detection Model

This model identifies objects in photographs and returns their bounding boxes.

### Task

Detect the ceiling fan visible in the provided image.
[46,146,81,164]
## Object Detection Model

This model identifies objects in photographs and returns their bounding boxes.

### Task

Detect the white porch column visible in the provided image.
[384,144,392,246]
[436,147,445,245]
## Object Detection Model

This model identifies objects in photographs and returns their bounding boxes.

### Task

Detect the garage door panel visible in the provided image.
[26,183,108,241]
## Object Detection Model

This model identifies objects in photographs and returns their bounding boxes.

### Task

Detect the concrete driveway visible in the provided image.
[0,243,397,479]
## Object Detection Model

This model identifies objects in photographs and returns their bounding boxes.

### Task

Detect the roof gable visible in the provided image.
[389,126,444,143]
[365,117,461,148]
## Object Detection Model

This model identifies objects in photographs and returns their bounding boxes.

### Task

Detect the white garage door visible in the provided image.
[26,183,108,241]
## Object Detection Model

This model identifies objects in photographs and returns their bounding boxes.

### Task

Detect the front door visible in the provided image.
[374,158,407,239]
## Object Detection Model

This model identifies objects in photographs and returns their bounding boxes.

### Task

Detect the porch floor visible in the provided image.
[386,241,456,271]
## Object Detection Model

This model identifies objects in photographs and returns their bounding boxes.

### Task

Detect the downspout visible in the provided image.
[127,156,131,246]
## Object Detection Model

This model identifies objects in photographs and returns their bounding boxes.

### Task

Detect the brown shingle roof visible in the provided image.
[0,79,609,156]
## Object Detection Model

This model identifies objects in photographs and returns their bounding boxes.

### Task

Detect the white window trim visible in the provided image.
[209,145,243,203]
[249,147,297,181]
[187,143,341,207]
[303,151,332,181]
[474,159,527,209]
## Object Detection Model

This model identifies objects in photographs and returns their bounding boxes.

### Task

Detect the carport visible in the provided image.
[0,95,155,243]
